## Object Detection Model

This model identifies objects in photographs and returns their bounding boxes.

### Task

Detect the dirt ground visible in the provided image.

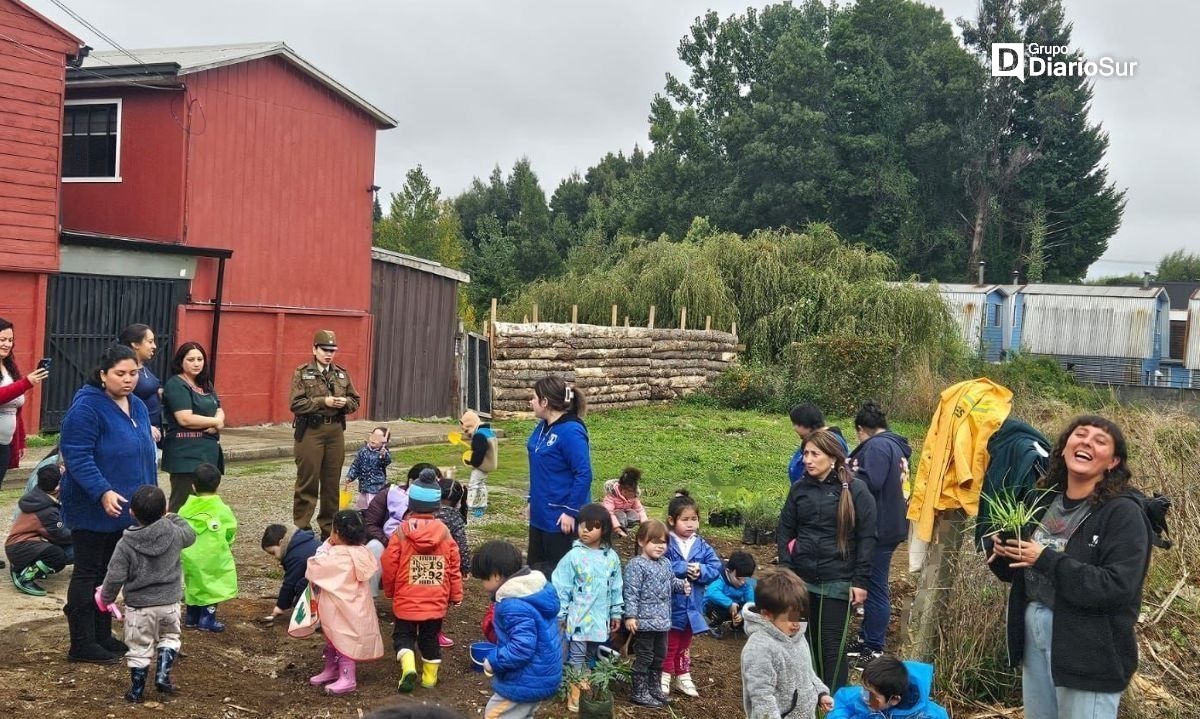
[0,458,911,719]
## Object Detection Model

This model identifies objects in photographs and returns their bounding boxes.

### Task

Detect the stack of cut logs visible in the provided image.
[490,322,738,414]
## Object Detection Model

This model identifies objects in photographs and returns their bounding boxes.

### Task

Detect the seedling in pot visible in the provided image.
[983,488,1050,544]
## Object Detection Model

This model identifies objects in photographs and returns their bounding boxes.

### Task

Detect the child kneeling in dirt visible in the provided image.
[99,485,196,702]
[304,510,385,694]
[472,540,563,719]
[826,656,948,719]
[704,550,757,639]
[7,464,73,596]
[179,463,238,631]
[381,469,464,691]
[261,523,321,621]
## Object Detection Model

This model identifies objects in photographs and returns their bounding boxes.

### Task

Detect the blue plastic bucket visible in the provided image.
[470,641,495,673]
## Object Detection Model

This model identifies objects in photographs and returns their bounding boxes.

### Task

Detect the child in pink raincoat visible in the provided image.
[302,510,384,695]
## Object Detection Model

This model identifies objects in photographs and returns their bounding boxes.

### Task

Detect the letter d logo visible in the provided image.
[991,43,1025,80]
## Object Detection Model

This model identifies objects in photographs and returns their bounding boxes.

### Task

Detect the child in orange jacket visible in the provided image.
[380,469,464,693]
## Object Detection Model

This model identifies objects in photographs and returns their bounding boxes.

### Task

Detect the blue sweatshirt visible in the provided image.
[526,414,592,533]
[704,572,757,612]
[60,385,158,533]
[849,430,912,547]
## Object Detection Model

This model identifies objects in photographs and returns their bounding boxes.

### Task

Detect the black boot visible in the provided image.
[155,647,178,694]
[630,672,666,708]
[66,605,117,664]
[95,610,129,655]
[126,667,149,703]
[648,671,673,705]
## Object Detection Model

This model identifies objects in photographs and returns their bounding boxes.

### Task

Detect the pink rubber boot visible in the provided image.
[325,656,357,695]
[309,644,339,686]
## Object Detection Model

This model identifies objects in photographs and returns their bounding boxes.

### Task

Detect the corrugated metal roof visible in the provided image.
[79,42,396,127]
[901,282,1007,295]
[1020,284,1166,299]
[371,247,470,284]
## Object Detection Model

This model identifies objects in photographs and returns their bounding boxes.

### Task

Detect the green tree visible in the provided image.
[1157,250,1200,281]
[374,166,465,269]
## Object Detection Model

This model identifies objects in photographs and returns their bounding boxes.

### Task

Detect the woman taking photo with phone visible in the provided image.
[0,317,49,489]
[161,342,225,512]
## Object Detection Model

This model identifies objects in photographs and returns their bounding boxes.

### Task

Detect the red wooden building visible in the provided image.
[32,41,396,429]
[0,0,83,433]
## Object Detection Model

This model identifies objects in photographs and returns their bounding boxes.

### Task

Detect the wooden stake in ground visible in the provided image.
[680,307,687,330]
[571,305,578,325]
[611,304,618,327]
[705,315,712,332]
[901,510,967,661]
[532,303,539,324]
[648,306,656,329]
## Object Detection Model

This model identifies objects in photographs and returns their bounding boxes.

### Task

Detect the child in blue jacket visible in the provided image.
[663,490,723,699]
[261,524,321,621]
[827,656,948,719]
[703,550,757,638]
[472,540,563,719]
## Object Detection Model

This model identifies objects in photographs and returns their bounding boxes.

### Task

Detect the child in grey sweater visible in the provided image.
[741,570,833,719]
[100,485,196,703]
[622,520,689,708]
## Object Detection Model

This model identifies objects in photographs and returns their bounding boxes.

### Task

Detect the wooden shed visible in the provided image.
[369,248,470,419]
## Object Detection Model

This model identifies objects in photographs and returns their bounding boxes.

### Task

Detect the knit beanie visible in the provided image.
[408,468,442,513]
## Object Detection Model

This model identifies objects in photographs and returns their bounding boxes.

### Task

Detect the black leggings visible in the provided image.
[527,525,574,576]
[65,529,122,617]
[0,442,10,485]
[807,593,852,691]
[630,630,668,674]
[393,618,443,661]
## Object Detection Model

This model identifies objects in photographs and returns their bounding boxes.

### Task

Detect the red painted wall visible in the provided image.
[0,0,79,273]
[0,270,49,431]
[183,57,378,312]
[59,88,187,241]
[176,304,372,426]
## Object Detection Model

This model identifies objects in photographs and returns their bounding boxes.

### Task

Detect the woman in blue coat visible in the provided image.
[525,376,592,574]
[60,345,158,664]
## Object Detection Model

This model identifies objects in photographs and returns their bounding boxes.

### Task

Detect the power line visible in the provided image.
[48,0,146,69]
[0,31,179,91]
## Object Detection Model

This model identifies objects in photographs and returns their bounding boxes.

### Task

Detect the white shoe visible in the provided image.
[660,672,672,697]
[674,673,699,697]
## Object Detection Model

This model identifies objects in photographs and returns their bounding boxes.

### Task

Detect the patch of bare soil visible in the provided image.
[0,461,910,719]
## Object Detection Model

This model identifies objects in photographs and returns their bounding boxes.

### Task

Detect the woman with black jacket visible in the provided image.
[777,429,877,691]
[988,415,1152,719]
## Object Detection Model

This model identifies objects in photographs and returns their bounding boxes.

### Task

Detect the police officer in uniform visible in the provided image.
[290,330,360,539]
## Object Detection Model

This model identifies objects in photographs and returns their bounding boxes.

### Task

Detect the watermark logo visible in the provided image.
[990,43,1137,81]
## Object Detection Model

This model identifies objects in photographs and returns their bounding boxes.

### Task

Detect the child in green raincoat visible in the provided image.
[179,463,238,632]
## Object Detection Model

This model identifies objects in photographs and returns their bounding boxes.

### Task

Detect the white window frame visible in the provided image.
[62,98,123,183]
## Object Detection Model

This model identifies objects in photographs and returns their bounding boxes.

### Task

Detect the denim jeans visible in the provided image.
[861,543,896,651]
[1023,602,1122,719]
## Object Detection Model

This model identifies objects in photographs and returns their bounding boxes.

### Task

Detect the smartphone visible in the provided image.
[36,357,51,371]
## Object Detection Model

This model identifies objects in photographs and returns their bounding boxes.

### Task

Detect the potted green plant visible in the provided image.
[708,491,744,527]
[983,489,1048,544]
[560,656,630,719]
[742,495,780,545]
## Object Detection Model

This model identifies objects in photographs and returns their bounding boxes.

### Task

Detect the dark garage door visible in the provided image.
[40,273,188,431]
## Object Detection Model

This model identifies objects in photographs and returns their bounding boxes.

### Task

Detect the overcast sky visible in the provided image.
[26,0,1199,278]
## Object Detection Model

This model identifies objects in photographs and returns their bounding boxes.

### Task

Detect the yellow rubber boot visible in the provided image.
[397,649,418,693]
[567,683,581,713]
[420,659,441,688]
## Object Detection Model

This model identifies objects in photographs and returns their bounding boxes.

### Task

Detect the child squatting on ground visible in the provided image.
[381,469,464,692]
[7,464,73,596]
[471,540,563,719]
[663,489,723,698]
[622,518,689,708]
[98,485,196,702]
[260,522,321,621]
[601,467,649,539]
[826,656,949,719]
[304,510,385,695]
[459,410,498,519]
[179,462,238,632]
[550,502,624,712]
[741,569,832,719]
[705,550,757,639]
[345,426,392,510]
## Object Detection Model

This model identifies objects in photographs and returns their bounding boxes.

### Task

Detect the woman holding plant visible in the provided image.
[777,429,877,691]
[988,416,1152,719]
